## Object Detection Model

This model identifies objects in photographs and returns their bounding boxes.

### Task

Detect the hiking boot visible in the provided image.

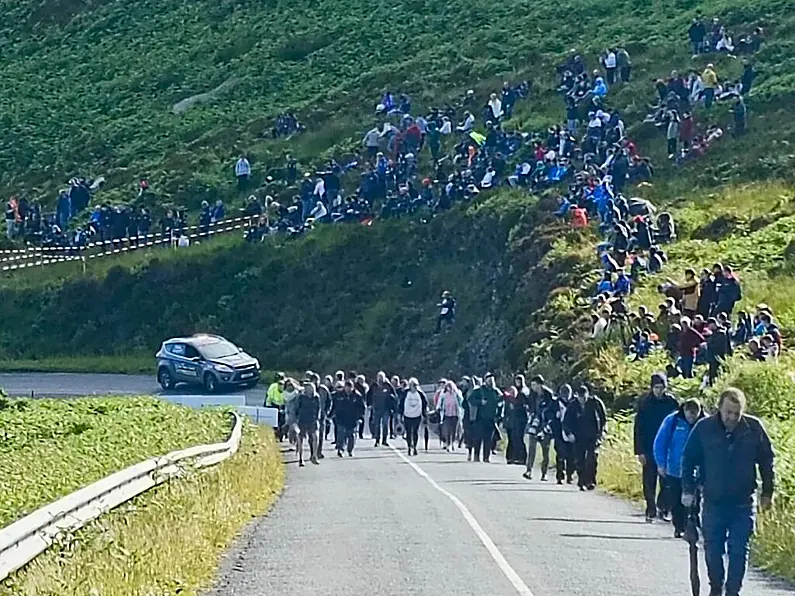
[337,450,343,458]
[348,451,354,457]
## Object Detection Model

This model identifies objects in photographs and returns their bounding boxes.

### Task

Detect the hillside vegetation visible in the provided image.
[1,0,794,208]
[2,0,795,584]
[0,397,228,527]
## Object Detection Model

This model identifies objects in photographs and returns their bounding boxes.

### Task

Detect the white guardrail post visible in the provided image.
[0,411,243,582]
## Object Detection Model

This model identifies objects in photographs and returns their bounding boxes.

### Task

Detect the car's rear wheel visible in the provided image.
[158,368,175,390]
[204,373,219,394]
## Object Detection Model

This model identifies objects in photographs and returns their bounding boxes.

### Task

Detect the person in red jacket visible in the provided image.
[678,316,705,378]
[571,205,588,228]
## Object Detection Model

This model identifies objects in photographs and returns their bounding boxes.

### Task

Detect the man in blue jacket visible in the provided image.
[681,387,775,596]
[653,398,705,537]
[634,372,679,522]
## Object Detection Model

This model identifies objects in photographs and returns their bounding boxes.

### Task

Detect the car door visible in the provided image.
[169,343,196,382]
[182,345,204,381]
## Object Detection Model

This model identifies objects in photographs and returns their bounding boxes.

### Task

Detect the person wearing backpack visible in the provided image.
[653,398,705,537]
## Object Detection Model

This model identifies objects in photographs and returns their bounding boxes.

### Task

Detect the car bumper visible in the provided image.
[217,369,260,386]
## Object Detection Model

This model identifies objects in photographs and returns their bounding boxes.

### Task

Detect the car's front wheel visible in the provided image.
[204,372,219,394]
[158,368,175,391]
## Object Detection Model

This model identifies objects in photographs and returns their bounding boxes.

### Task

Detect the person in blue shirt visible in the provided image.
[596,272,614,295]
[614,268,631,296]
[653,399,705,537]
[592,76,608,97]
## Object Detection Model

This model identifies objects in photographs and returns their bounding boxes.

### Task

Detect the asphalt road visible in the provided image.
[207,440,793,596]
[3,372,790,595]
[0,372,267,405]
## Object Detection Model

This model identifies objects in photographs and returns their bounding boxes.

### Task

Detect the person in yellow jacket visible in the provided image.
[267,373,286,439]
[702,64,718,110]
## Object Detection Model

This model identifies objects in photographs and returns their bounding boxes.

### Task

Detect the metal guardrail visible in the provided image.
[0,411,243,582]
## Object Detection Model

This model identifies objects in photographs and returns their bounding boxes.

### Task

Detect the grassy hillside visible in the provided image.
[2,0,794,208]
[0,397,229,526]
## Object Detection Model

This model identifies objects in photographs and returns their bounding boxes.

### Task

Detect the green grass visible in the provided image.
[0,397,229,527]
[0,354,154,374]
[1,0,794,209]
[0,421,284,596]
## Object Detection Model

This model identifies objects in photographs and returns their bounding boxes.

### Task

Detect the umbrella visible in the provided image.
[684,508,701,596]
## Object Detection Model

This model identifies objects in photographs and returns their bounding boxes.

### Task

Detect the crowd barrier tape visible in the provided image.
[0,411,242,582]
[0,217,256,272]
[0,215,257,257]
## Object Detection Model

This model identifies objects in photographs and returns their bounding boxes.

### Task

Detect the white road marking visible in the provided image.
[389,445,535,596]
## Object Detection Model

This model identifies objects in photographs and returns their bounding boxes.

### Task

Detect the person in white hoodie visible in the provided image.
[400,378,428,456]
[488,93,503,121]
[438,380,464,451]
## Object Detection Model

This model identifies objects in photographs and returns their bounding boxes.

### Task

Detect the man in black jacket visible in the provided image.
[681,388,774,596]
[565,385,607,490]
[296,381,321,467]
[634,372,679,522]
[367,371,397,447]
[330,380,365,457]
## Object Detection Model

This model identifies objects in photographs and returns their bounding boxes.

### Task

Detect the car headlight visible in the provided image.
[213,364,234,373]
[254,358,261,370]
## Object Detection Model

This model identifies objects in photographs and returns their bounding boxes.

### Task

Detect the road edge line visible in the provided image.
[389,445,535,596]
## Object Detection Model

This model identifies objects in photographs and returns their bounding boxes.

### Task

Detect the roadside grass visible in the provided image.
[0,354,154,375]
[1,422,284,596]
[0,397,229,527]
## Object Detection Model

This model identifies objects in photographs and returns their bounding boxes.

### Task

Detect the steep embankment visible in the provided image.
[0,193,563,376]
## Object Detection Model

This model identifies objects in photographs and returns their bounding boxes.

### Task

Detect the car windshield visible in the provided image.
[197,340,239,359]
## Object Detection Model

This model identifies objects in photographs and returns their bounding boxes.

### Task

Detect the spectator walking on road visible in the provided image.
[524,375,556,481]
[331,380,365,457]
[400,377,428,456]
[682,388,775,596]
[634,372,679,522]
[367,371,397,447]
[567,385,607,490]
[296,380,321,467]
[466,373,502,462]
[653,398,705,537]
[437,380,462,452]
[554,384,575,484]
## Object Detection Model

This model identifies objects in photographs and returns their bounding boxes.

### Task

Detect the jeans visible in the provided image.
[704,87,715,110]
[664,476,686,532]
[471,419,494,461]
[642,458,666,516]
[680,354,695,378]
[404,416,421,451]
[441,416,458,447]
[335,425,355,454]
[372,409,390,444]
[506,426,527,464]
[703,503,755,595]
[575,441,599,487]
[556,440,575,482]
[526,435,551,476]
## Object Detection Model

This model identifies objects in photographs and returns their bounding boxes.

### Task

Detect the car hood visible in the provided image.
[211,352,257,368]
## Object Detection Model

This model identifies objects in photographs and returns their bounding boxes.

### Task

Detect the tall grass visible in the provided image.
[1,423,284,596]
